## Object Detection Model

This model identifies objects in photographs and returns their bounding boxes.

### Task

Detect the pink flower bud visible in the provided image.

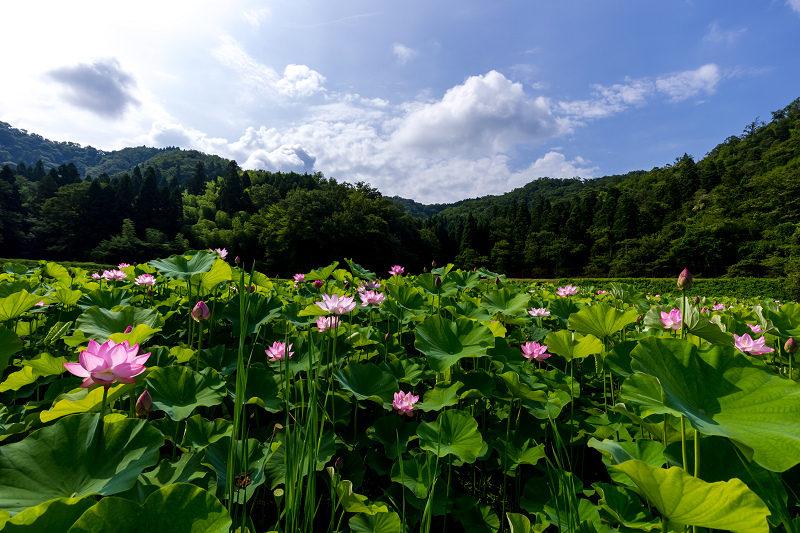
[135,391,153,417]
[785,338,798,354]
[313,280,323,289]
[191,301,211,322]
[677,268,692,290]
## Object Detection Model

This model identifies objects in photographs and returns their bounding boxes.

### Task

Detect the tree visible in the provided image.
[188,162,207,196]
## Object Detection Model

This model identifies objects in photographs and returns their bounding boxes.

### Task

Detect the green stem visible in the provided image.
[680,415,687,470]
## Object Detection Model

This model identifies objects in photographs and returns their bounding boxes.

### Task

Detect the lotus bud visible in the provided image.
[785,338,798,354]
[636,315,643,324]
[385,332,390,341]
[191,301,211,322]
[677,268,692,290]
[423,267,427,273]
[124,326,133,334]
[431,260,437,268]
[335,456,344,471]
[313,280,323,289]
[435,276,442,288]
[135,391,153,417]
[235,256,241,264]
[694,295,700,305]
[68,268,75,278]
[495,277,500,286]
[147,288,153,296]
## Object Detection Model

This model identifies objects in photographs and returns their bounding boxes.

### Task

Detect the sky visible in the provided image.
[2,1,799,204]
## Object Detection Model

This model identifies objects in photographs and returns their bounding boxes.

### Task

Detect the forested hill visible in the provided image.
[1,96,799,286]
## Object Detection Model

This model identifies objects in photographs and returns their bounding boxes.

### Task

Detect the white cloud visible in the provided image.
[655,64,721,102]
[243,8,270,27]
[703,21,747,45]
[788,0,800,15]
[393,43,417,65]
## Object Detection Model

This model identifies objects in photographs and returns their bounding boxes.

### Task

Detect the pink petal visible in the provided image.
[63,362,90,377]
[112,363,146,379]
[107,344,130,368]
[81,352,110,373]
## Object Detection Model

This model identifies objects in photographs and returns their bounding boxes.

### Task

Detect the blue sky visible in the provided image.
[2,1,799,203]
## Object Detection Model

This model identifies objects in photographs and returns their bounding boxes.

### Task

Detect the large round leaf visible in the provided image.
[0,413,163,515]
[417,409,485,463]
[333,362,398,406]
[622,337,800,472]
[0,497,95,532]
[349,511,402,533]
[414,315,494,372]
[194,258,232,291]
[0,290,42,321]
[76,289,131,311]
[613,460,769,533]
[543,330,603,362]
[482,288,533,318]
[146,366,226,421]
[66,483,231,533]
[0,328,23,375]
[222,293,284,336]
[568,302,638,339]
[75,306,163,343]
[203,437,268,504]
[149,251,216,281]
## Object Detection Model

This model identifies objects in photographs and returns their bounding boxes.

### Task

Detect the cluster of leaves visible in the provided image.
[1,253,799,532]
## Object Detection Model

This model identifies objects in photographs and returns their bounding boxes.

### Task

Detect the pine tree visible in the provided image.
[188,162,207,196]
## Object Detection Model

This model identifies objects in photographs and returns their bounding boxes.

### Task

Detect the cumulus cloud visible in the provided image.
[788,0,800,15]
[47,58,139,118]
[393,43,417,65]
[703,21,747,45]
[389,70,568,157]
[656,64,721,102]
[213,36,325,99]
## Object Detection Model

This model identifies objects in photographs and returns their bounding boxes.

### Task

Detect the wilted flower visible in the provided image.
[265,341,294,362]
[63,338,150,388]
[555,285,578,297]
[359,290,385,307]
[388,265,405,276]
[191,301,211,322]
[316,293,357,315]
[677,268,692,290]
[734,333,774,355]
[660,309,682,330]
[784,337,798,353]
[747,323,763,334]
[316,316,340,332]
[521,341,551,362]
[134,274,156,286]
[528,307,550,317]
[293,273,305,283]
[209,248,228,260]
[135,391,153,417]
[102,269,128,281]
[118,263,131,269]
[393,391,419,416]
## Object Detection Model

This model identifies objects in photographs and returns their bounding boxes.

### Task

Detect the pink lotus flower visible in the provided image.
[191,301,211,322]
[598,290,608,295]
[358,280,381,292]
[35,300,45,306]
[388,265,405,276]
[313,280,323,289]
[747,323,763,334]
[393,391,419,416]
[316,293,357,315]
[316,316,340,332]
[359,290,385,307]
[660,309,682,330]
[712,304,725,311]
[135,391,153,417]
[521,341,551,361]
[209,248,228,260]
[701,308,709,313]
[555,285,578,297]
[734,333,774,355]
[102,269,128,281]
[63,338,150,388]
[134,274,156,286]
[91,272,101,280]
[266,341,293,362]
[118,263,131,269]
[293,273,305,283]
[528,307,550,317]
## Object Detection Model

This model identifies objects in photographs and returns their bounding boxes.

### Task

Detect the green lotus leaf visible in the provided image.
[453,369,495,399]
[417,273,458,297]
[222,293,283,336]
[149,251,216,281]
[498,372,549,402]
[335,479,388,515]
[417,381,463,411]
[194,258,231,291]
[203,437,268,504]
[181,414,232,452]
[380,358,426,386]
[608,282,650,311]
[568,302,639,339]
[0,367,38,393]
[139,452,209,488]
[242,366,283,412]
[349,511,402,533]
[344,258,376,281]
[414,315,494,373]
[386,282,427,311]
[455,300,493,323]
[482,288,532,318]
[76,289,131,311]
[55,288,82,306]
[146,366,226,421]
[603,340,637,378]
[0,413,163,515]
[455,503,500,533]
[506,513,532,533]
[521,389,570,420]
[449,270,480,290]
[43,262,70,282]
[491,435,546,473]
[0,328,23,375]
[548,298,580,325]
[43,321,72,346]
[543,330,603,362]
[75,306,163,343]
[613,460,769,533]
[390,453,440,498]
[40,382,134,423]
[417,409,485,463]
[365,416,418,460]
[0,290,42,321]
[587,437,666,486]
[65,484,231,533]
[592,482,659,531]
[333,362,398,406]
[683,305,735,346]
[304,261,339,281]
[0,496,95,532]
[623,337,800,472]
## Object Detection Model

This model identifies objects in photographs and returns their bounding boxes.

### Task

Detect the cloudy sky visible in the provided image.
[2,1,799,203]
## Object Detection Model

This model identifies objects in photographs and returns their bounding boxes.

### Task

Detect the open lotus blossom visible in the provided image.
[209,248,228,260]
[316,293,357,315]
[598,290,608,295]
[266,341,293,362]
[388,265,405,276]
[359,290,385,307]
[191,301,211,322]
[701,308,709,313]
[660,309,682,330]
[102,269,128,281]
[393,391,419,416]
[316,316,340,332]
[521,341,551,361]
[118,263,131,269]
[64,338,150,388]
[734,333,774,355]
[528,307,550,317]
[358,280,381,292]
[747,323,764,334]
[555,285,578,297]
[134,273,156,286]
[293,273,305,283]
[91,272,101,280]
[35,300,45,306]
[712,304,725,311]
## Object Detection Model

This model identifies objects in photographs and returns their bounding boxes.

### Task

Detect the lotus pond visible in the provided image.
[1,251,799,533]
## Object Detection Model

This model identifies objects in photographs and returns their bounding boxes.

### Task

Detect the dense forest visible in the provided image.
[1,96,799,282]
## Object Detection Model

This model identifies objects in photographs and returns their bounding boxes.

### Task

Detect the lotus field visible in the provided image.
[2,251,800,533]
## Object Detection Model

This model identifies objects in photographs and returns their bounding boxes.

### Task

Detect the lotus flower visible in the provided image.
[316,316,340,332]
[134,273,156,286]
[528,307,550,317]
[209,248,228,260]
[102,269,128,281]
[266,341,293,362]
[293,273,305,283]
[393,391,419,416]
[734,333,774,355]
[359,290,385,307]
[712,303,725,311]
[747,323,763,334]
[521,341,551,362]
[555,285,578,297]
[118,263,131,269]
[35,300,45,306]
[191,301,211,322]
[316,293,357,315]
[598,290,608,295]
[388,265,405,276]
[313,280,323,289]
[358,280,381,292]
[660,309,682,330]
[63,338,150,388]
[135,391,153,417]
[91,272,101,280]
